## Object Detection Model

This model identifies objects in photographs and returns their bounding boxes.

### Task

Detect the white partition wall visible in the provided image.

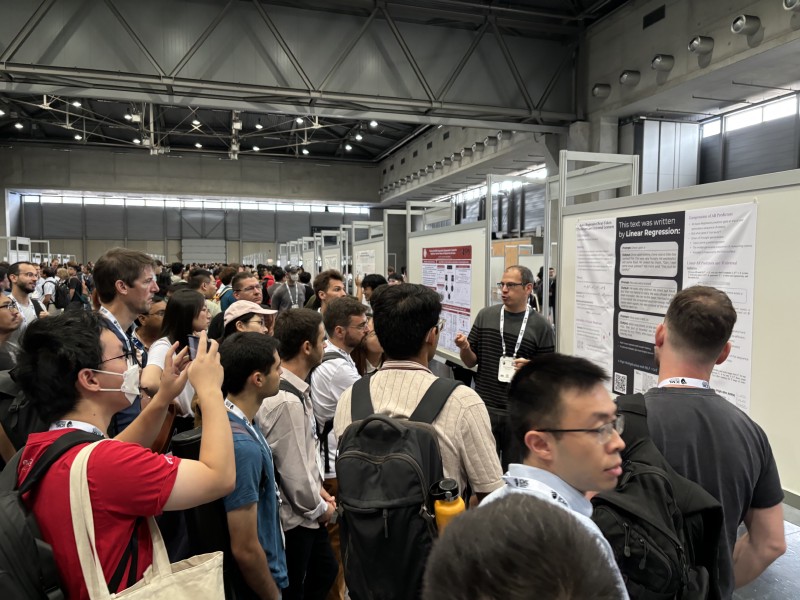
[320,229,342,273]
[351,221,386,278]
[559,168,800,503]
[301,237,316,271]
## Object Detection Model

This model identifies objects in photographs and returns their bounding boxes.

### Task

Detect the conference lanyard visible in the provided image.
[501,474,571,511]
[50,419,105,438]
[657,377,710,389]
[99,306,126,341]
[286,283,298,306]
[500,306,530,359]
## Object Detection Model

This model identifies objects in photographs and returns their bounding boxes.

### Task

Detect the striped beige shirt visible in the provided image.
[334,360,503,495]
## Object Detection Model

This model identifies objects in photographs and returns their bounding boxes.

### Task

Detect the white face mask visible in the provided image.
[94,364,141,404]
[290,274,299,282]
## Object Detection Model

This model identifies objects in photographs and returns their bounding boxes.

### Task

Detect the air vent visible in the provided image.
[643,5,665,29]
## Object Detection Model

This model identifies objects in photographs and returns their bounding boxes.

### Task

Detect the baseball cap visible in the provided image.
[286,265,299,274]
[223,300,277,326]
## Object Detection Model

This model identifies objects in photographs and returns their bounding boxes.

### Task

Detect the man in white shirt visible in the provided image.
[7,261,48,344]
[309,296,369,600]
[483,352,629,598]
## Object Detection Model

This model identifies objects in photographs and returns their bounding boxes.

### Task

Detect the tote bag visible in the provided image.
[69,441,224,599]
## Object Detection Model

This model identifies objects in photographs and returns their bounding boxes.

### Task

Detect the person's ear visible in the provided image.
[524,430,555,462]
[76,368,102,394]
[114,279,128,296]
[654,322,666,348]
[716,341,732,365]
[250,370,263,388]
[235,320,248,332]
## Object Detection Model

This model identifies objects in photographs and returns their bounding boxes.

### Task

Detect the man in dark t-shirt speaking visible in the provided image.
[645,286,785,599]
[455,265,554,469]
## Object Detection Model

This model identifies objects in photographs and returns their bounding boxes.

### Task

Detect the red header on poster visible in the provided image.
[422,246,472,261]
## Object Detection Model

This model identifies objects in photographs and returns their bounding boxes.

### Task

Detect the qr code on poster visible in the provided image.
[613,372,628,394]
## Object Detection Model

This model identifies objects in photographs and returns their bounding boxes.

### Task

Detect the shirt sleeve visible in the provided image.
[224,437,261,512]
[750,426,784,509]
[454,399,504,494]
[258,397,327,521]
[145,338,171,370]
[88,441,181,516]
[311,361,360,425]
[467,310,484,363]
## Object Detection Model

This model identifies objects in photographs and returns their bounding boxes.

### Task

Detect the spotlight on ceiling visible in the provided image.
[302,148,309,155]
[74,134,82,140]
[688,36,714,55]
[651,54,675,71]
[731,15,761,35]
[295,117,304,124]
[133,138,141,145]
[355,133,363,141]
[252,145,260,151]
[195,142,202,148]
[14,122,23,129]
[255,119,263,130]
[345,144,353,151]
[619,70,641,86]
[124,113,133,121]
[71,101,81,108]
[591,84,611,98]
[785,0,800,11]
[369,120,378,128]
[192,119,201,126]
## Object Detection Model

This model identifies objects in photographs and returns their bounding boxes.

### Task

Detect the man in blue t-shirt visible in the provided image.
[220,332,287,599]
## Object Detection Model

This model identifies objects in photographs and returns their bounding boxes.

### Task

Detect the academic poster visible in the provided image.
[422,245,472,355]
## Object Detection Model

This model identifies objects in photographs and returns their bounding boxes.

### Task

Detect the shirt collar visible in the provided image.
[505,463,593,518]
[380,359,432,374]
[280,368,309,394]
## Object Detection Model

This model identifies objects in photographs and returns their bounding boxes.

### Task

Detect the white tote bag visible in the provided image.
[69,441,225,599]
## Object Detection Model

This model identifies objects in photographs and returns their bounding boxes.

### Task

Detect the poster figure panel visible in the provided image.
[354,249,376,276]
[573,204,757,413]
[422,246,472,356]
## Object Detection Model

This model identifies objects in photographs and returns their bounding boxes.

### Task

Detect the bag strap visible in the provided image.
[408,378,462,424]
[615,393,650,448]
[107,517,141,593]
[279,379,304,402]
[32,299,45,316]
[350,374,375,421]
[15,430,102,495]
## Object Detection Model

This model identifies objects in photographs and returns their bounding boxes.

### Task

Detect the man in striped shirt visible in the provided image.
[455,265,554,469]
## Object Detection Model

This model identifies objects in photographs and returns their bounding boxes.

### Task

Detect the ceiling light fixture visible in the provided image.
[74,134,82,140]
[133,138,141,144]
[195,142,202,148]
[14,122,23,129]
[0,109,5,116]
[591,84,611,98]
[192,119,201,126]
[253,145,260,151]
[124,113,133,120]
[302,148,309,155]
[369,120,378,128]
[295,117,303,124]
[619,70,641,86]
[72,101,81,108]
[731,15,761,35]
[355,133,363,141]
[688,36,714,55]
[651,54,675,71]
[345,144,353,151]
[255,119,263,130]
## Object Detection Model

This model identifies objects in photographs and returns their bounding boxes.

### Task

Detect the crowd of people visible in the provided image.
[0,248,786,600]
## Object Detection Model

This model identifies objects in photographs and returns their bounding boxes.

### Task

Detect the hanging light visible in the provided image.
[253,145,260,151]
[369,120,378,127]
[195,142,202,148]
[302,148,309,155]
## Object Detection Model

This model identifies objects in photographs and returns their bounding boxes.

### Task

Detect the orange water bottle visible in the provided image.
[431,478,465,533]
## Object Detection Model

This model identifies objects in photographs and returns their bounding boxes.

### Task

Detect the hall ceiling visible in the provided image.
[0,0,630,162]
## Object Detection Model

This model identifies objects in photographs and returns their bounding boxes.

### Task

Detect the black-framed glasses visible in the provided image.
[496,282,525,289]
[235,285,261,294]
[0,300,19,312]
[538,415,625,445]
[99,348,140,367]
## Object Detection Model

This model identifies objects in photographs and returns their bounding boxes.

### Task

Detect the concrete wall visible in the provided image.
[0,145,380,203]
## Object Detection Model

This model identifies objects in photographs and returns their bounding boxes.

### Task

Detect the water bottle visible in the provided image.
[430,478,465,533]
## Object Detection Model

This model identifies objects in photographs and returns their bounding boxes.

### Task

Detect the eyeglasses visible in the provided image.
[349,320,369,331]
[496,282,525,289]
[99,348,140,367]
[235,285,261,294]
[0,300,19,312]
[247,318,267,328]
[148,310,166,317]
[538,415,625,445]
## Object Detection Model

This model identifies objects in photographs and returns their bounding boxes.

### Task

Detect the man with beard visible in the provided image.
[92,247,160,434]
[7,261,48,344]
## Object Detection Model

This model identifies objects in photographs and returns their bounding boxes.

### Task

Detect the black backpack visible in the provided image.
[0,370,48,452]
[335,375,461,600]
[591,394,724,600]
[53,281,70,310]
[0,430,141,599]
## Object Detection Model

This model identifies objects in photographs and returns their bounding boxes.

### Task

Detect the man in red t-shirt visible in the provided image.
[15,311,235,600]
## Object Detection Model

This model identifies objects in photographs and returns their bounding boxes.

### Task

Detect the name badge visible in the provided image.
[498,356,515,382]
[291,304,299,309]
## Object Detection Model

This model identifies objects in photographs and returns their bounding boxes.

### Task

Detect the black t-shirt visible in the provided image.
[67,276,83,304]
[645,387,784,599]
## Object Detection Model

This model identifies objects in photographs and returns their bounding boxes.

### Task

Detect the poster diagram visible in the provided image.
[422,246,472,355]
[574,204,757,413]
[323,252,340,270]
[354,249,376,276]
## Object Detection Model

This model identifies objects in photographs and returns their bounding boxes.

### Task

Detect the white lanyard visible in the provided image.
[501,474,571,510]
[99,306,130,346]
[500,306,530,359]
[50,419,105,438]
[285,283,297,306]
[657,377,710,389]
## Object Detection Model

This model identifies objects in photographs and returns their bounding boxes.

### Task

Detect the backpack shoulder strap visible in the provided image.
[32,299,45,316]
[279,379,304,402]
[10,430,102,494]
[320,351,346,364]
[350,374,375,421]
[408,378,462,424]
[615,392,650,449]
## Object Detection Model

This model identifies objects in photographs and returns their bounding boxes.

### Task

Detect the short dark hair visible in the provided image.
[219,332,281,396]
[313,270,344,298]
[664,286,737,363]
[371,284,440,360]
[509,353,608,457]
[272,267,285,282]
[273,308,322,360]
[171,262,184,275]
[506,265,533,286]
[362,274,388,291]
[423,493,623,600]
[232,271,257,291]
[8,262,34,278]
[93,248,156,304]
[158,288,206,348]
[187,268,212,290]
[15,311,109,422]
[387,272,403,283]
[323,296,368,336]
[299,271,311,285]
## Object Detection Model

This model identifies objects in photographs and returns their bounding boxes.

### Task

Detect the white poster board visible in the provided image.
[408,223,488,364]
[322,246,341,271]
[353,239,385,277]
[302,249,315,271]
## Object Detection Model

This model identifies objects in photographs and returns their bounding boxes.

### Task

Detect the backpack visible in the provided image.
[0,370,48,452]
[591,394,724,600]
[309,351,348,476]
[53,281,70,310]
[335,375,461,600]
[0,430,139,599]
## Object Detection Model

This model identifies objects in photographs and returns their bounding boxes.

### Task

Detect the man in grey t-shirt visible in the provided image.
[646,286,785,599]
